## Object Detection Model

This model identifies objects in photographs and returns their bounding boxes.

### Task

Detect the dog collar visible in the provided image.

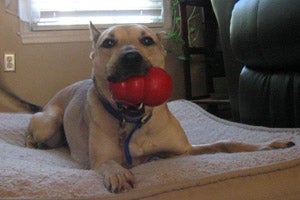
[92,77,147,121]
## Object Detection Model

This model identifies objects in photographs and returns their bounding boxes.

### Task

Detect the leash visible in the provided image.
[93,78,152,166]
[123,113,152,165]
[100,98,152,166]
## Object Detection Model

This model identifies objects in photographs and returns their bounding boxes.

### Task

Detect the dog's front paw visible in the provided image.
[104,168,135,193]
[99,161,136,193]
[25,131,38,148]
[263,140,295,150]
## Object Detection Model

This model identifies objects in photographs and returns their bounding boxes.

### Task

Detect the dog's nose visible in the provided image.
[121,50,143,67]
[108,49,150,82]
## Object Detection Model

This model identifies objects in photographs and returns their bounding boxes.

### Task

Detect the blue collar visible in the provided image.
[100,98,147,124]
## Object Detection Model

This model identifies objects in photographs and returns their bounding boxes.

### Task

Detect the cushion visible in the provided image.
[0,100,299,199]
[230,0,300,67]
[239,67,300,127]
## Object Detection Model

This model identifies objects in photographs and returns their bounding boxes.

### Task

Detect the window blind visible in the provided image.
[26,0,164,31]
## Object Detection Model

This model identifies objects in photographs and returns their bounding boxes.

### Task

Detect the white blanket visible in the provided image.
[0,100,299,200]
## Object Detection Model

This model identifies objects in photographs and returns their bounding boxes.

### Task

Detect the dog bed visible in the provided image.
[0,100,299,200]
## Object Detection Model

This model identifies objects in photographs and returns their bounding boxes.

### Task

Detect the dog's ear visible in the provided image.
[89,21,101,44]
[156,31,167,42]
[89,22,101,60]
[156,31,167,56]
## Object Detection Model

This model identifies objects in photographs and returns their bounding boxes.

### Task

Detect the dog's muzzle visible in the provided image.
[107,49,151,83]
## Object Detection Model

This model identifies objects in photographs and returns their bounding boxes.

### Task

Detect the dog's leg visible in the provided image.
[89,140,136,193]
[88,123,136,193]
[189,140,295,155]
[26,105,64,148]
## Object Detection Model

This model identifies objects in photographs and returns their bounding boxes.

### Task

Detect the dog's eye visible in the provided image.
[140,37,155,46]
[101,39,117,48]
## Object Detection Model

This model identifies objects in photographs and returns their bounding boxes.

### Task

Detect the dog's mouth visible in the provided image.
[107,49,151,117]
[117,103,145,119]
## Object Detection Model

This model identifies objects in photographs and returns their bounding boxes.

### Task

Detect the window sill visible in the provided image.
[19,30,90,44]
[18,21,89,43]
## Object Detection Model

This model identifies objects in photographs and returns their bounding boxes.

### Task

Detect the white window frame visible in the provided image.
[18,0,171,44]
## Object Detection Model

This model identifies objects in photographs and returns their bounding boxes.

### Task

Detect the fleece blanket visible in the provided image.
[0,100,299,200]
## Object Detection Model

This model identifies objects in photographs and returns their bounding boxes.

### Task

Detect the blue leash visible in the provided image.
[123,113,152,165]
[99,97,152,166]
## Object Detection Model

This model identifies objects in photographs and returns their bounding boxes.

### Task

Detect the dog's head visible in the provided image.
[89,22,167,103]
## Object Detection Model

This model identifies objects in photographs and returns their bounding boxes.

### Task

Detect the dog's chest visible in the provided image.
[118,122,157,163]
[118,124,132,146]
[118,123,144,149]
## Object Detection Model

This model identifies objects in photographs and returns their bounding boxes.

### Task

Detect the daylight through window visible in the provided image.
[24,0,165,31]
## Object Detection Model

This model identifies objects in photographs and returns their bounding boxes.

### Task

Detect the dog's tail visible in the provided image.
[0,87,42,113]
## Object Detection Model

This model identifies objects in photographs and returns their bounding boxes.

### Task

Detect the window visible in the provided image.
[31,0,164,30]
[16,0,171,43]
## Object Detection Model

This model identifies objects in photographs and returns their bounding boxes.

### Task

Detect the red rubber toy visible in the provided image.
[109,67,172,106]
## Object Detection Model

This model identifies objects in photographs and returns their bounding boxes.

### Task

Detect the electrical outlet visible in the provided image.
[4,53,16,72]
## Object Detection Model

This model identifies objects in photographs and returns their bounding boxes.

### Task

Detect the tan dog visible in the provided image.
[26,23,294,193]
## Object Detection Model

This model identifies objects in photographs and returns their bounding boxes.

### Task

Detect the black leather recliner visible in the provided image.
[211,0,300,127]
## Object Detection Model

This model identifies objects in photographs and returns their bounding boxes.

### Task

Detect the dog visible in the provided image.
[24,22,295,193]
